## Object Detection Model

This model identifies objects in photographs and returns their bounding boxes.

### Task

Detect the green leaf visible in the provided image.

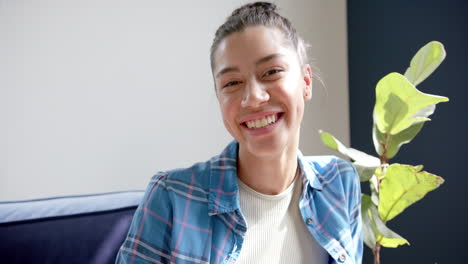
[355,164,378,182]
[373,72,448,135]
[362,194,377,249]
[370,203,410,248]
[385,123,424,159]
[370,175,380,206]
[372,123,385,157]
[373,103,436,159]
[362,194,409,249]
[319,130,338,150]
[404,41,446,86]
[373,122,424,159]
[374,167,386,181]
[318,130,380,167]
[378,164,445,222]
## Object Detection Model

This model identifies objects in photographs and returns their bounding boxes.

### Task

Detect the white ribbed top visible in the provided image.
[236,171,328,264]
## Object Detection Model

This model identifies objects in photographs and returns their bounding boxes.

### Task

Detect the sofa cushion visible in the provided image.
[0,191,144,264]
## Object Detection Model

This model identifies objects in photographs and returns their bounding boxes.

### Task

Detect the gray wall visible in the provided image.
[0,0,349,200]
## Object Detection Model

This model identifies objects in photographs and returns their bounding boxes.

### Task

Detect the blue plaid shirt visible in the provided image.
[116,141,363,264]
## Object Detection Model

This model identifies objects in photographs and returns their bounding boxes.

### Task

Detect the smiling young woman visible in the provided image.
[213,25,311,195]
[116,2,363,264]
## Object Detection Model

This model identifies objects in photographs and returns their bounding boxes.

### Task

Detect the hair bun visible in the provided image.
[248,2,277,11]
[231,2,277,16]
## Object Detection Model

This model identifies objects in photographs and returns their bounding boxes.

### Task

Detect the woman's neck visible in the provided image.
[237,144,298,195]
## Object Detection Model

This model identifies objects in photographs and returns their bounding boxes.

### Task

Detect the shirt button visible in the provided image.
[338,254,346,263]
[306,218,313,225]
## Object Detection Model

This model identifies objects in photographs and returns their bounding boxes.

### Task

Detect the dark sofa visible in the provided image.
[0,191,144,264]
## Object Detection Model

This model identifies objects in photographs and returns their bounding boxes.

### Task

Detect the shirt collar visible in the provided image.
[297,149,323,191]
[208,140,322,216]
[208,140,240,216]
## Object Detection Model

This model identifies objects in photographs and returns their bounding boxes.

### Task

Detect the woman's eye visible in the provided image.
[223,80,241,88]
[263,69,283,77]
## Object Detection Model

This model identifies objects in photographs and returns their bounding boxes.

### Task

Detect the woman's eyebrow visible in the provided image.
[255,53,284,66]
[216,66,239,79]
[215,53,285,79]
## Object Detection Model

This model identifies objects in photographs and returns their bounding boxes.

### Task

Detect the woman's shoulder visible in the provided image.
[147,158,214,195]
[148,141,238,189]
[142,142,239,209]
[134,159,214,216]
[301,155,361,221]
[302,155,359,188]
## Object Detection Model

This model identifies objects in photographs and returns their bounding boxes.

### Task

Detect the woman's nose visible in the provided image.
[241,79,269,108]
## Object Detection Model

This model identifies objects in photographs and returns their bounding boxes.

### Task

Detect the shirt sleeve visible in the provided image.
[349,163,363,264]
[115,172,173,264]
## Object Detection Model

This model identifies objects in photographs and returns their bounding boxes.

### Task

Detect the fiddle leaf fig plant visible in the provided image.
[319,41,448,264]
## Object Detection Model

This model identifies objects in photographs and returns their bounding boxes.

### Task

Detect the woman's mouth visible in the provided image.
[242,113,283,129]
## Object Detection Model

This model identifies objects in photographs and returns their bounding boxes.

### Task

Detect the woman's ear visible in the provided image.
[303,64,313,101]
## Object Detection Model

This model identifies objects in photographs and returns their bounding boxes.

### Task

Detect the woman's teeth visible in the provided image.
[245,114,278,129]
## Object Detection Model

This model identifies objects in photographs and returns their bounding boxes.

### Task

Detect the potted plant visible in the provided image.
[319,41,449,264]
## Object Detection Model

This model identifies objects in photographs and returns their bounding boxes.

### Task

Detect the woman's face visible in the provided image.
[213,26,312,159]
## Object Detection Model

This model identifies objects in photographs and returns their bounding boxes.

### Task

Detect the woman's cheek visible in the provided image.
[219,96,236,123]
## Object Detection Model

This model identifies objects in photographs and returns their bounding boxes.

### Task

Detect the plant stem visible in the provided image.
[380,134,390,164]
[374,139,385,264]
[373,243,381,264]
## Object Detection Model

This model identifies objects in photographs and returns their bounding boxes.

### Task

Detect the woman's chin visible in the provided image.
[240,137,290,159]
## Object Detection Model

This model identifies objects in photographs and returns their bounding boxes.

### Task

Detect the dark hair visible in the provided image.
[210,2,308,73]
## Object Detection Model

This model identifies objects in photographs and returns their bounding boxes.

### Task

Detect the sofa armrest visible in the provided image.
[0,191,144,264]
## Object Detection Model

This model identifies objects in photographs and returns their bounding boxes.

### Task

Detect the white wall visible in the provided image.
[0,0,349,200]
